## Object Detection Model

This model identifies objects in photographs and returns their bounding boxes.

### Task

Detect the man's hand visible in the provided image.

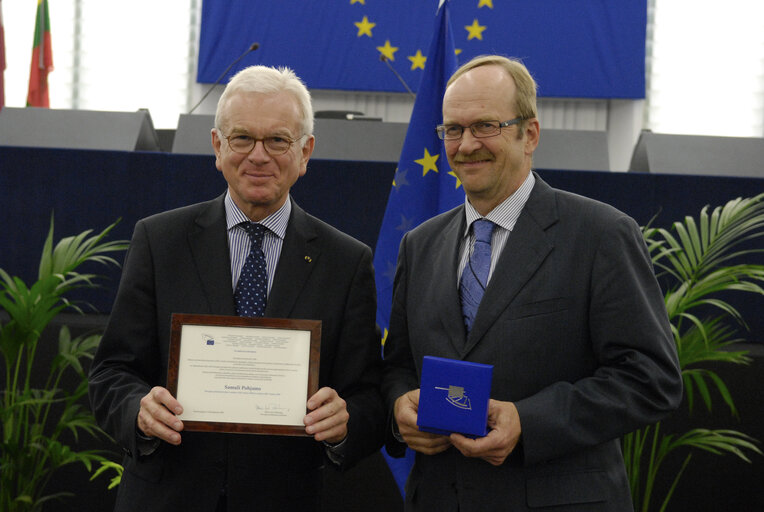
[303,387,349,444]
[394,389,451,455]
[137,386,184,446]
[450,399,521,466]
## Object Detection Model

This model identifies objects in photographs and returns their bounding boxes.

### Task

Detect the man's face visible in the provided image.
[442,65,539,215]
[212,90,314,221]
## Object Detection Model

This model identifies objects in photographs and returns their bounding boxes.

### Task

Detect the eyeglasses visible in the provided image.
[435,117,525,141]
[220,131,305,155]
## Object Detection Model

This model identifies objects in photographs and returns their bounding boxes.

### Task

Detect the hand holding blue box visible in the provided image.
[417,356,493,437]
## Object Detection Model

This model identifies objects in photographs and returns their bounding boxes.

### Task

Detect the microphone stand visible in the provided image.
[188,42,260,114]
[380,55,416,98]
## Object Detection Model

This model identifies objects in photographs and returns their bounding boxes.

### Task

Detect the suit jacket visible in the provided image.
[382,175,682,512]
[89,195,385,512]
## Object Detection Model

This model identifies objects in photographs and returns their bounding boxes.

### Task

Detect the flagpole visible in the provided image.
[374,0,460,497]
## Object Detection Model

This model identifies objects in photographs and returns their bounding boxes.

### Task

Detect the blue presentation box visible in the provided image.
[417,355,493,437]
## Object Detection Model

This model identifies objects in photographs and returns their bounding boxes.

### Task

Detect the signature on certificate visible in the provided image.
[256,403,290,416]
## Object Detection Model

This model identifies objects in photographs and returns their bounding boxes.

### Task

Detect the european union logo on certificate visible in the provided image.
[417,355,492,437]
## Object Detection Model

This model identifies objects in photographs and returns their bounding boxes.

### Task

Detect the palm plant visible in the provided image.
[623,193,764,512]
[0,217,128,511]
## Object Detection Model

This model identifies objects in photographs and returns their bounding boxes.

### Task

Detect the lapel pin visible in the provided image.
[304,255,312,263]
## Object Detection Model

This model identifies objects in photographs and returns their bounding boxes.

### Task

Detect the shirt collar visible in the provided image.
[224,191,291,239]
[463,171,535,235]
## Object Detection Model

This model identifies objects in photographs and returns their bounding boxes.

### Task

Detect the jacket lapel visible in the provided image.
[462,176,558,356]
[433,210,470,356]
[265,200,318,318]
[188,194,237,315]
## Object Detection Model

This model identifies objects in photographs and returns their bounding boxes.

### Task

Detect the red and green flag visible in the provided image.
[26,0,53,107]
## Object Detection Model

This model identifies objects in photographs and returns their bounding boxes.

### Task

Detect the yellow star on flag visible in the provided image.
[408,50,426,70]
[354,16,375,37]
[415,148,440,177]
[350,0,365,4]
[478,0,494,8]
[376,40,399,61]
[448,171,463,189]
[465,19,487,40]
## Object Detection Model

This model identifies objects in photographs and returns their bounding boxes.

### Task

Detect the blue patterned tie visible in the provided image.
[460,219,495,332]
[234,222,268,317]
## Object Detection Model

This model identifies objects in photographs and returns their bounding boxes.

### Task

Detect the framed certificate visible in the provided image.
[167,313,321,436]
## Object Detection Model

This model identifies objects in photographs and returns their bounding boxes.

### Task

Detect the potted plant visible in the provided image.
[624,193,764,511]
[0,217,128,511]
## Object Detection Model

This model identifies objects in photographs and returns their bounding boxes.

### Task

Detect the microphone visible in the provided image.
[379,55,416,98]
[188,42,260,114]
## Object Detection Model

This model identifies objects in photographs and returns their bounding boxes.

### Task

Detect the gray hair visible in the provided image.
[214,65,314,137]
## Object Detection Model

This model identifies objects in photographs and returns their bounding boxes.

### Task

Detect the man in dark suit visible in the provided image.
[89,65,385,511]
[382,55,683,511]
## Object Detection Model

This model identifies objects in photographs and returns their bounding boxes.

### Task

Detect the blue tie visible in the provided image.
[460,219,495,332]
[234,222,268,317]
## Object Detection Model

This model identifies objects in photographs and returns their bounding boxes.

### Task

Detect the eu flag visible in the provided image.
[198,0,647,98]
[373,0,460,494]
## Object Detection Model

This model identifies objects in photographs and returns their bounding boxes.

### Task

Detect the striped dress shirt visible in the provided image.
[457,171,536,287]
[225,191,291,295]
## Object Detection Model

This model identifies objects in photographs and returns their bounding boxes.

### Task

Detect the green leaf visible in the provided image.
[0,215,128,509]
[90,460,124,490]
[629,193,764,512]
